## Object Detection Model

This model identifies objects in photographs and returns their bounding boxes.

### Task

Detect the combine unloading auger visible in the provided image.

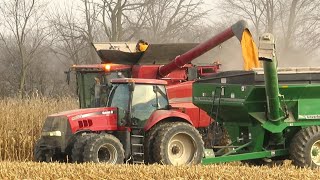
[94,20,260,72]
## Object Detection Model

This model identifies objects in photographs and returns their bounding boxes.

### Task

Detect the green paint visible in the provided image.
[193,34,320,165]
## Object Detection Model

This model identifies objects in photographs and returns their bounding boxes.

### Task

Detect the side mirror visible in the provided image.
[64,70,71,85]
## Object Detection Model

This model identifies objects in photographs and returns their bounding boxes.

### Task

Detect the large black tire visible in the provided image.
[83,134,125,164]
[144,122,174,164]
[290,126,320,168]
[34,139,46,162]
[72,133,97,163]
[34,138,66,162]
[153,122,204,165]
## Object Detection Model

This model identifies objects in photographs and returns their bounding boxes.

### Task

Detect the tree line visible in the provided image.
[0,0,319,98]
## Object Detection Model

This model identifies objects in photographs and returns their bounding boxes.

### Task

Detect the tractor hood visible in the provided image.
[47,107,119,133]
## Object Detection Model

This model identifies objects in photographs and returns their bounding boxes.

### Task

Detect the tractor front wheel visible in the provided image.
[153,122,204,165]
[34,139,46,162]
[83,134,124,164]
[290,126,320,168]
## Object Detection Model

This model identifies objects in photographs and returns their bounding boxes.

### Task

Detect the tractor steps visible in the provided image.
[130,127,145,164]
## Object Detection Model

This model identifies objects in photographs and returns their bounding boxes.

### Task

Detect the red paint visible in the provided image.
[72,64,132,72]
[111,78,167,85]
[132,65,159,79]
[158,27,234,77]
[167,81,193,99]
[144,110,193,131]
[50,107,119,133]
[169,101,211,128]
[59,21,242,134]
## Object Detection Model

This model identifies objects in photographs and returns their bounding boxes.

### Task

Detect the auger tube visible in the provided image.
[158,20,248,77]
[258,33,285,124]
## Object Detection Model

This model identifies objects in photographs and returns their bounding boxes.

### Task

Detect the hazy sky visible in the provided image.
[50,0,220,23]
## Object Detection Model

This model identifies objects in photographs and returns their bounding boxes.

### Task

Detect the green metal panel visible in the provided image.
[298,99,320,120]
[202,149,288,164]
[193,71,320,164]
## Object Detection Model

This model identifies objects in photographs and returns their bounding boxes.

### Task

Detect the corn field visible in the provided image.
[1,98,320,179]
[0,97,78,161]
[0,161,320,179]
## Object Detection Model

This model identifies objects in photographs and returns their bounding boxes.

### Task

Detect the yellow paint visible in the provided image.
[138,43,149,52]
[241,30,260,70]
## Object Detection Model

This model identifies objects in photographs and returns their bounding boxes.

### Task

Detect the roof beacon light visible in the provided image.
[104,64,111,71]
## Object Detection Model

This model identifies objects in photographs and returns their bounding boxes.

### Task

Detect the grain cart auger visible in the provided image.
[193,33,320,168]
[34,20,257,165]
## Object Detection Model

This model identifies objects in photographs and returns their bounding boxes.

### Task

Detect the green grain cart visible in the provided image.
[193,33,320,168]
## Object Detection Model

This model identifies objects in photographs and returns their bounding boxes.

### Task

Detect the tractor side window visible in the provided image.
[155,85,169,108]
[131,85,157,123]
[131,85,169,124]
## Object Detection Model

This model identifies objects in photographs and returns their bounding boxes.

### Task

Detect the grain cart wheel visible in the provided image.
[72,133,97,163]
[144,122,174,164]
[153,122,204,165]
[290,126,320,168]
[83,134,125,164]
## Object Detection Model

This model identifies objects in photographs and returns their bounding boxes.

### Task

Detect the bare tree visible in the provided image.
[218,0,280,37]
[80,0,99,63]
[141,0,208,43]
[218,0,320,64]
[0,0,49,98]
[96,0,150,41]
[49,2,89,65]
[219,0,262,37]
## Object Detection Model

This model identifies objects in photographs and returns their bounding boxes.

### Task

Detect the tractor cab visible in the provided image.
[69,64,131,108]
[108,78,169,127]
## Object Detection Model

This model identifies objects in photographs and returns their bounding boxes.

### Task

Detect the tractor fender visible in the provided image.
[144,110,193,131]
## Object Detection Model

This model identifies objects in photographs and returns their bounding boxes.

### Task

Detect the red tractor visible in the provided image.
[35,20,255,165]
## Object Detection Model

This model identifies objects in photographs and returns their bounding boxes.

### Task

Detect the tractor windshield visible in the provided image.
[108,83,169,126]
[108,84,130,111]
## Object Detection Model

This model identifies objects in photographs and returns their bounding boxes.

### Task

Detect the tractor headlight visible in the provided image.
[41,131,62,137]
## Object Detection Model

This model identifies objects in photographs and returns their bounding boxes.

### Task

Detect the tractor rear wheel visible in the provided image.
[83,134,125,164]
[290,126,320,168]
[153,122,204,165]
[72,133,96,163]
[144,122,174,164]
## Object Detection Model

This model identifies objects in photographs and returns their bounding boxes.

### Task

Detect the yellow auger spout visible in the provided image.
[241,30,260,70]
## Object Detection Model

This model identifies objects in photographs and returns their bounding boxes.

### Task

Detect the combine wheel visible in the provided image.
[153,122,204,165]
[72,133,96,163]
[83,134,125,164]
[290,126,320,168]
[144,122,174,164]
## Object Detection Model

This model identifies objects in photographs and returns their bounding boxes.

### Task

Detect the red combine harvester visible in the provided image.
[35,20,253,165]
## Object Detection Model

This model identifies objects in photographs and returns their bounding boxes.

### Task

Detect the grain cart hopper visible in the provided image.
[34,20,259,165]
[193,33,320,168]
